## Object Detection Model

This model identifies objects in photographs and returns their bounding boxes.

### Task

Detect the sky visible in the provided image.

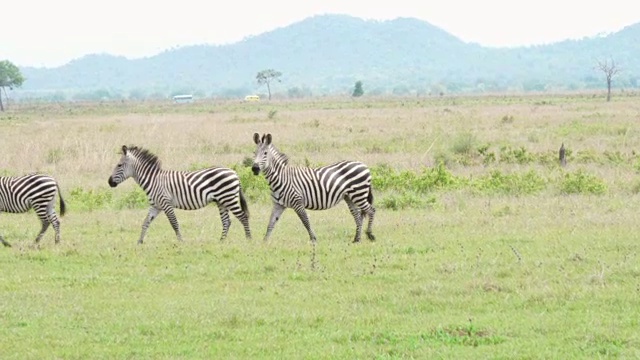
[4,0,639,68]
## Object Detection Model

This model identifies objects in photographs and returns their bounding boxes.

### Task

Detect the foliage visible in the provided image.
[256,69,282,100]
[451,132,477,155]
[371,162,461,194]
[0,60,25,111]
[352,81,364,97]
[68,187,113,211]
[380,191,436,210]
[472,170,546,195]
[114,187,148,210]
[560,169,607,195]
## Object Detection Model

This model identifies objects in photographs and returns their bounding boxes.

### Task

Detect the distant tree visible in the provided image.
[256,69,282,100]
[0,60,25,111]
[352,81,364,97]
[596,59,621,102]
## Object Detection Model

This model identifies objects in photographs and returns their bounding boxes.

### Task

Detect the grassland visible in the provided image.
[1,93,640,359]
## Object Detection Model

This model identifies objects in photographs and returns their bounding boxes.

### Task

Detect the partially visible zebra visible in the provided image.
[251,133,376,243]
[108,145,251,244]
[0,174,66,247]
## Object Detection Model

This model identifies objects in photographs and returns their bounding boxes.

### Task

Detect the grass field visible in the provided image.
[1,93,640,358]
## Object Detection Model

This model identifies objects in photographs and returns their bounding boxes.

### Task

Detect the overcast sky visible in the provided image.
[5,0,639,68]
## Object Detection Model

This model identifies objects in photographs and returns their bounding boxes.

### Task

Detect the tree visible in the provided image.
[256,69,282,100]
[352,81,364,97]
[596,59,621,102]
[0,60,25,111]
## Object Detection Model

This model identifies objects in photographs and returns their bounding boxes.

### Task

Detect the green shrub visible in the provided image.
[115,187,148,209]
[574,149,598,164]
[560,169,607,195]
[499,145,533,164]
[68,187,113,211]
[371,162,461,193]
[603,150,625,165]
[472,170,546,195]
[451,132,477,155]
[234,165,271,202]
[380,192,436,210]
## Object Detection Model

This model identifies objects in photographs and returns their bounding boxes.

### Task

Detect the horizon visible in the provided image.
[5,0,639,68]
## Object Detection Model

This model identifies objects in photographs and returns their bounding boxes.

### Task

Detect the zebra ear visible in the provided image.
[253,133,260,144]
[265,134,272,145]
[122,145,128,154]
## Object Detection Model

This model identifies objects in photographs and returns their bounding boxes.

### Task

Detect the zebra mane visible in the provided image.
[126,146,162,169]
[270,145,289,166]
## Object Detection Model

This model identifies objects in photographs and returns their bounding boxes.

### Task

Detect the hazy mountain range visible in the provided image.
[16,14,640,99]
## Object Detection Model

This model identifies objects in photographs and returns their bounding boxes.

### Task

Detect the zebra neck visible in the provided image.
[263,159,288,181]
[134,168,161,192]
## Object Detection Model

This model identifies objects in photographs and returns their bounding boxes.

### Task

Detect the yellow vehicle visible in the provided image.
[244,95,260,102]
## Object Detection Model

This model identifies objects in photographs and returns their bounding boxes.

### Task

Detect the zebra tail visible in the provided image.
[239,188,249,218]
[57,184,66,216]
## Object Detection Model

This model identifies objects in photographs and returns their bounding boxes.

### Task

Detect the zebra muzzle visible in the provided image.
[251,164,260,175]
[108,177,118,187]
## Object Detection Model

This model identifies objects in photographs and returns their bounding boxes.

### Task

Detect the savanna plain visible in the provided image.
[1,93,640,359]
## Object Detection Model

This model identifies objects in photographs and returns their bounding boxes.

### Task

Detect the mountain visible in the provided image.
[17,14,640,99]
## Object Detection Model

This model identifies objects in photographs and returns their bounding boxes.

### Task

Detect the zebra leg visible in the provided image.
[229,206,252,240]
[264,203,286,242]
[292,205,317,243]
[33,205,50,243]
[34,219,50,243]
[138,207,160,244]
[217,206,231,241]
[0,212,9,247]
[365,205,376,241]
[344,196,364,243]
[46,202,62,244]
[163,206,183,242]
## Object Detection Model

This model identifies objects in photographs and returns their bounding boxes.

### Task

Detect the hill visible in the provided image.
[17,14,640,99]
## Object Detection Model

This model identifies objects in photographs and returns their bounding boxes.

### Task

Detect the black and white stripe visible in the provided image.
[252,133,375,243]
[108,145,251,244]
[0,174,66,247]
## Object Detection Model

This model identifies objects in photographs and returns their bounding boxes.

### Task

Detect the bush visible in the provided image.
[115,188,148,210]
[560,169,607,195]
[499,145,533,164]
[371,162,461,193]
[68,187,113,211]
[451,132,477,155]
[472,170,546,195]
[380,192,436,211]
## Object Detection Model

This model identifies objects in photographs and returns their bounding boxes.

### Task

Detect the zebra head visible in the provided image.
[108,145,135,187]
[252,133,272,175]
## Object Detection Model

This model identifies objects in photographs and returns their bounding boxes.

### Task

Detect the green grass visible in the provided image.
[2,94,640,358]
[2,193,640,358]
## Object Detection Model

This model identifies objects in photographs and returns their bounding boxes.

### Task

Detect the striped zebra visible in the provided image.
[108,145,251,244]
[0,174,66,247]
[251,133,376,243]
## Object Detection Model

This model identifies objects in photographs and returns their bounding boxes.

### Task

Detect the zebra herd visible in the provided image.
[0,133,376,247]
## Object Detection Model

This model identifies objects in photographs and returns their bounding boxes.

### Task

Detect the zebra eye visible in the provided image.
[263,151,267,155]
[117,164,122,168]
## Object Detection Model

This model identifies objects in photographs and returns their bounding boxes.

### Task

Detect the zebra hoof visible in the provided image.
[2,242,11,248]
[366,233,376,241]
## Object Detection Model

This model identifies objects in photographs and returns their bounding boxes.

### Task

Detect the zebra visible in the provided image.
[108,145,251,244]
[0,174,66,247]
[251,133,376,243]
